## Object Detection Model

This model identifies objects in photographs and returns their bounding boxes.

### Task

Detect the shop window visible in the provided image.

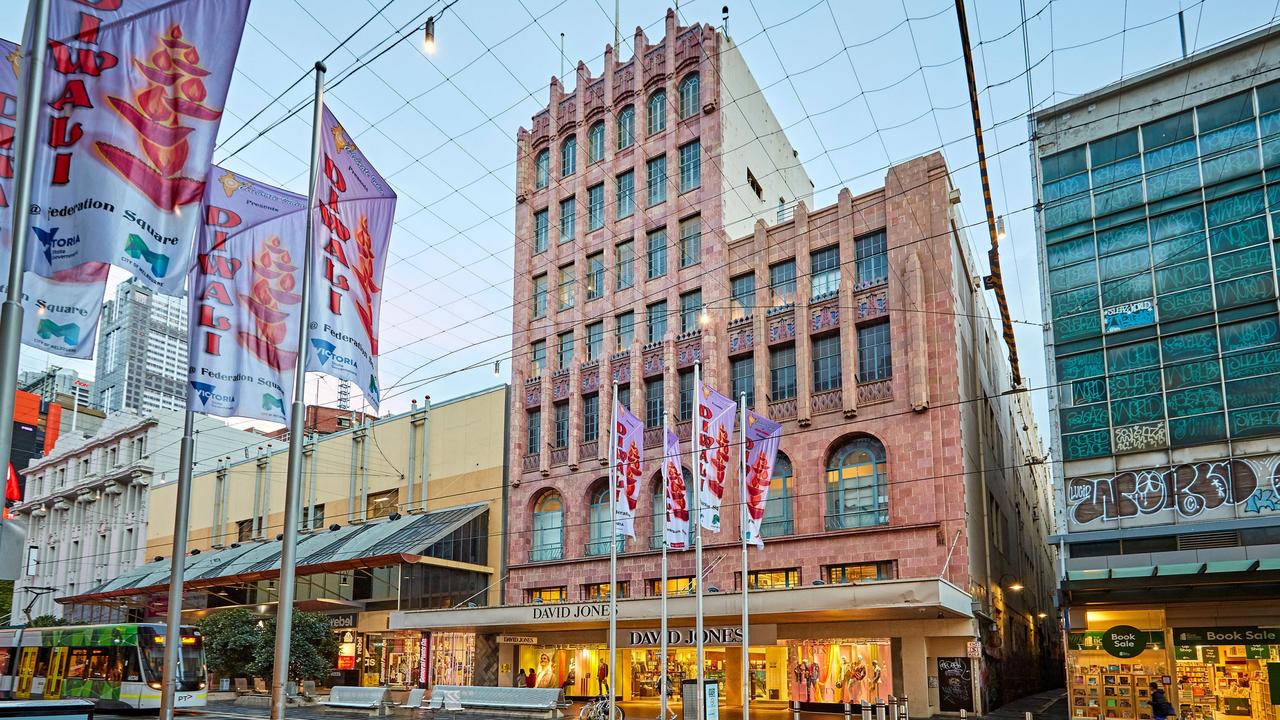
[584,581,629,600]
[787,639,893,704]
[528,586,567,603]
[744,568,800,590]
[648,576,696,596]
[428,632,475,687]
[761,453,793,537]
[825,437,889,529]
[532,491,564,561]
[824,561,894,584]
[586,483,620,556]
[521,645,608,695]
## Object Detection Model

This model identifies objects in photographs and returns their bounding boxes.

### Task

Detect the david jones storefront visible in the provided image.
[389,579,984,715]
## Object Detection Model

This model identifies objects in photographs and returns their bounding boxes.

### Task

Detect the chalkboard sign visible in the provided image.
[1201,645,1221,664]
[937,657,974,712]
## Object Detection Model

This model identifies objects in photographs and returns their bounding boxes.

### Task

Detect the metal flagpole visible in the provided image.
[159,410,196,720]
[608,384,619,720]
[692,363,705,719]
[737,393,749,720]
[270,60,325,720]
[0,0,50,497]
[660,420,669,720]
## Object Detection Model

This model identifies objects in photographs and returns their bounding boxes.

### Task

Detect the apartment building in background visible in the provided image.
[1032,26,1280,720]
[19,369,94,408]
[94,278,188,414]
[393,13,1057,715]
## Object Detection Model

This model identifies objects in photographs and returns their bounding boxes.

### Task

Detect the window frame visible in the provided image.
[534,149,550,189]
[810,245,841,299]
[856,321,893,383]
[647,155,668,206]
[647,228,668,280]
[647,300,668,343]
[679,289,703,334]
[559,197,576,244]
[587,121,605,164]
[679,139,701,193]
[533,209,549,254]
[731,273,755,322]
[825,437,890,530]
[679,215,701,268]
[769,260,797,307]
[645,378,665,429]
[561,135,577,177]
[616,170,635,219]
[616,240,635,289]
[616,105,636,150]
[770,346,797,400]
[731,356,754,408]
[648,90,667,135]
[587,184,605,231]
[678,73,700,119]
[616,311,635,350]
[531,273,548,318]
[854,230,888,286]
[812,334,842,392]
[586,252,605,300]
[557,264,575,311]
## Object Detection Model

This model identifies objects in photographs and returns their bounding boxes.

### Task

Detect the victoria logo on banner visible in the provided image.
[304,106,396,411]
[22,0,251,296]
[187,166,307,424]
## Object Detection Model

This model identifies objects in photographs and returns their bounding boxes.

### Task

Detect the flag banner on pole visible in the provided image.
[187,166,306,424]
[305,105,396,410]
[612,400,643,537]
[695,381,736,532]
[663,426,690,551]
[1,38,111,361]
[21,0,250,295]
[742,410,782,548]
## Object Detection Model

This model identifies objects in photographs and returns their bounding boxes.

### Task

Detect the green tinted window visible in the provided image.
[1062,430,1111,460]
[1094,182,1144,215]
[1213,245,1273,281]
[1157,286,1215,321]
[1107,369,1162,399]
[1060,403,1110,433]
[1054,312,1101,344]
[1048,261,1097,293]
[1046,235,1095,269]
[1206,190,1265,227]
[1141,111,1193,150]
[1155,259,1211,293]
[1052,286,1099,318]
[1045,196,1093,231]
[1146,163,1201,201]
[1111,395,1165,426]
[1057,351,1104,381]
[1208,217,1268,254]
[1090,130,1139,165]
[1217,275,1276,310]
[1169,413,1227,447]
[1151,232,1206,266]
[1095,222,1148,255]
[1072,378,1108,405]
[1166,386,1224,418]
[1230,405,1280,438]
[1258,81,1280,114]
[1149,206,1204,241]
[1106,340,1159,372]
[1225,375,1280,409]
[1043,172,1091,203]
[1101,276,1153,308]
[1197,92,1254,133]
[1164,358,1221,390]
[1099,247,1150,280]
[1220,316,1280,352]
[1161,328,1218,362]
[1042,146,1087,183]
[1200,121,1258,155]
[1223,346,1280,381]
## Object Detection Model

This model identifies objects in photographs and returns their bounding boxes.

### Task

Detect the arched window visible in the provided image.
[588,121,606,164]
[761,452,793,537]
[648,90,667,135]
[531,491,564,561]
[561,136,577,177]
[534,149,550,189]
[651,468,694,549]
[678,73,700,119]
[616,105,635,150]
[825,437,889,529]
[586,483,619,556]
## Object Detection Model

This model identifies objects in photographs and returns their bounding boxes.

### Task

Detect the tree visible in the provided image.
[26,614,68,627]
[248,611,338,682]
[198,608,262,678]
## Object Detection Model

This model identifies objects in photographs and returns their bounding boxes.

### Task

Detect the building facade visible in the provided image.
[393,17,1055,714]
[1031,26,1280,720]
[10,409,260,620]
[19,369,94,409]
[93,278,188,415]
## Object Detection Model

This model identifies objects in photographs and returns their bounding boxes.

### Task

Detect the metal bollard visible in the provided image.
[899,696,909,720]
[862,703,873,720]
[875,701,888,720]
[960,710,967,720]
[1025,713,1033,720]
[791,700,801,720]
[844,702,853,720]
[886,697,897,720]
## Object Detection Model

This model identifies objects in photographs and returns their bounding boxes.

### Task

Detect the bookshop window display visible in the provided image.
[1171,626,1279,720]
[786,639,893,705]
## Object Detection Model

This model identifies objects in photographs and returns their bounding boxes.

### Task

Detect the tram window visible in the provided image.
[123,647,141,682]
[66,649,89,679]
[106,649,125,682]
[87,649,110,679]
[33,647,49,676]
[0,648,11,676]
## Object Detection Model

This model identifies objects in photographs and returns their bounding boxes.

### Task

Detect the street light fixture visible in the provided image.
[422,16,437,54]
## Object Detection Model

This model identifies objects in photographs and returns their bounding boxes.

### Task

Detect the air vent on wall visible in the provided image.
[1177,530,1240,551]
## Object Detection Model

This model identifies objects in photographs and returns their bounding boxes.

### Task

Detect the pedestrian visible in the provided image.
[526,667,537,688]
[515,668,526,687]
[1149,682,1175,720]
[598,660,610,697]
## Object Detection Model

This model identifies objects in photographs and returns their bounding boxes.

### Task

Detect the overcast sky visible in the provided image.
[6,0,1278,446]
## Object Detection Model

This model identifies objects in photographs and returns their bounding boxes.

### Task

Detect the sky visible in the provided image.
[6,0,1280,445]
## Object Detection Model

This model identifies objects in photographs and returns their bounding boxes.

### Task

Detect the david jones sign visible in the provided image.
[623,627,745,648]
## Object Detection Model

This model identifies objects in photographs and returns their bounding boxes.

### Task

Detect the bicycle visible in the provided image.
[579,696,625,720]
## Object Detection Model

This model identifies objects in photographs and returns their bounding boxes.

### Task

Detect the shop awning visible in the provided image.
[59,502,490,606]
[1062,558,1280,604]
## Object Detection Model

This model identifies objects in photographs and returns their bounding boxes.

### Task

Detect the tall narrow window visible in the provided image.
[678,369,694,420]
[616,170,635,219]
[731,274,755,321]
[531,274,547,318]
[527,409,541,454]
[586,321,604,361]
[648,90,667,135]
[583,394,600,440]
[826,437,889,529]
[561,136,576,177]
[553,403,569,448]
[617,386,631,410]
[647,228,668,280]
[811,246,840,299]
[557,264,575,310]
[645,378,664,428]
[587,184,604,231]
[559,197,575,243]
[855,230,888,286]
[731,357,754,408]
[770,260,796,307]
[587,121,605,164]
[770,347,796,400]
[531,340,547,375]
[857,321,892,382]
[531,491,564,561]
[617,105,635,149]
[616,240,635,289]
[647,301,668,343]
[761,453,793,537]
[616,311,635,350]
[557,330,574,370]
[647,155,668,206]
[679,289,702,334]
[533,209,548,253]
[679,140,701,192]
[586,252,604,300]
[679,215,701,267]
[678,73,700,119]
[812,335,842,391]
[535,150,550,189]
[587,484,616,555]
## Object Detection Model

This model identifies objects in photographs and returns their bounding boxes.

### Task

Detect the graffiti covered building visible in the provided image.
[1031,25,1280,720]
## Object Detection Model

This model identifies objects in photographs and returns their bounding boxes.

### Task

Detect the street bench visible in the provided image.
[399,688,426,709]
[319,686,391,715]
[424,685,566,719]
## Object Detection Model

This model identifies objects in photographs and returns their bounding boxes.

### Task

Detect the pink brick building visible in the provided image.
[393,11,1056,716]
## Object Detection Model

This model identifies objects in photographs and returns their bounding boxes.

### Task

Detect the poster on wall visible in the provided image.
[937,657,974,712]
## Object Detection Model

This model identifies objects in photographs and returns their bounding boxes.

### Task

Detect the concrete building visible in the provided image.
[10,409,260,621]
[392,15,1055,713]
[93,278,188,415]
[19,368,94,408]
[60,386,508,689]
[1030,26,1280,720]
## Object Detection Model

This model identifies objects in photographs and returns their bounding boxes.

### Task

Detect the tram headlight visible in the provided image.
[148,681,162,690]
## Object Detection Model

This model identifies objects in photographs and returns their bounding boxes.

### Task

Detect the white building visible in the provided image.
[93,278,188,414]
[10,409,261,621]
[19,368,94,408]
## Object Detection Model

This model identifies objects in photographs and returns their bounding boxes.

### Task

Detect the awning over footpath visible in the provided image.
[1063,558,1280,604]
[60,502,489,606]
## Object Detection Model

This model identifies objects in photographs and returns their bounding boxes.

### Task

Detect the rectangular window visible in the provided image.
[825,562,895,584]
[746,568,800,590]
[587,184,604,231]
[531,340,547,375]
[679,289,702,334]
[648,576,695,596]
[678,369,694,421]
[531,274,547,318]
[557,264,575,310]
[553,403,569,448]
[586,252,604,300]
[585,582,629,600]
[645,378,664,429]
[647,155,668,206]
[557,331,574,370]
[731,273,755,321]
[533,209,548,253]
[855,230,887,286]
[647,229,668,280]
[616,171,635,219]
[617,386,631,410]
[770,260,796,307]
[616,240,635,289]
[559,197,575,243]
[770,347,797,400]
[586,321,604,361]
[527,410,541,453]
[367,489,399,519]
[857,321,892,382]
[679,215,701,268]
[616,311,635,350]
[647,301,668,343]
[679,140,701,192]
[732,357,754,408]
[810,245,840,299]
[527,586,567,603]
[812,335,842,391]
[583,394,600,440]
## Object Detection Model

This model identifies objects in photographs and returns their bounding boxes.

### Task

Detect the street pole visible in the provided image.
[607,385,618,720]
[0,0,50,499]
[692,363,705,719]
[738,392,749,720]
[659,420,670,720]
[159,410,196,720]
[270,60,325,720]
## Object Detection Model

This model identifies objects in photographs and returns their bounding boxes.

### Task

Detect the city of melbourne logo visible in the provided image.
[262,393,285,415]
[190,381,233,407]
[31,226,81,264]
[124,234,171,278]
[35,319,79,347]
